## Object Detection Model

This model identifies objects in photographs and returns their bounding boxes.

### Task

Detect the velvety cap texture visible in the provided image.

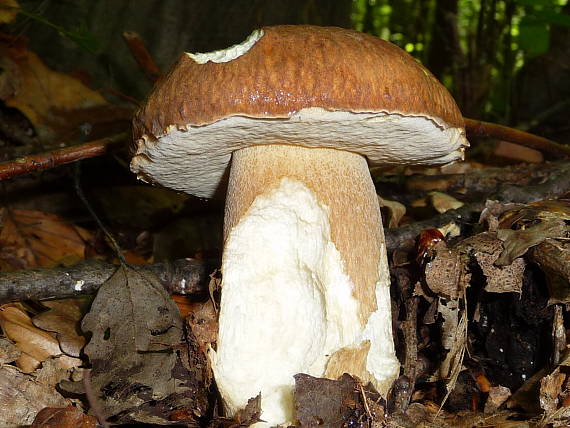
[131,25,468,198]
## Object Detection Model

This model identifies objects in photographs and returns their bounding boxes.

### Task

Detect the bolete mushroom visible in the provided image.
[131,25,467,427]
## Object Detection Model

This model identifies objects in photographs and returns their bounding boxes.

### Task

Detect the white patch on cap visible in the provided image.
[187,29,264,64]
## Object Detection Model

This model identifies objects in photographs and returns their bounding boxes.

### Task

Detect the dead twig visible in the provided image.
[0,258,216,303]
[0,132,127,181]
[122,31,162,83]
[464,118,570,159]
[83,369,110,428]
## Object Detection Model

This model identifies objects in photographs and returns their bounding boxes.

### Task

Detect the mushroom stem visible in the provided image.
[211,144,399,426]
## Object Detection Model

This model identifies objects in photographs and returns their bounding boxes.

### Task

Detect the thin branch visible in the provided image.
[83,370,110,428]
[0,133,127,181]
[464,117,570,159]
[122,31,162,83]
[0,258,216,304]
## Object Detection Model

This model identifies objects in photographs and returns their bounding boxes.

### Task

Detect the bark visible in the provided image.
[0,133,127,180]
[426,0,459,80]
[0,258,216,304]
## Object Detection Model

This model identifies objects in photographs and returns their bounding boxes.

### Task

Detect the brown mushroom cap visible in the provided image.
[131,25,467,197]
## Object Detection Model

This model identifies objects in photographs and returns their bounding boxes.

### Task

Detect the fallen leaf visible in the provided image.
[33,299,86,357]
[0,208,92,270]
[496,219,567,266]
[437,298,467,384]
[81,265,209,424]
[31,406,97,428]
[378,196,406,227]
[424,241,466,299]
[0,336,20,364]
[294,373,362,427]
[0,39,107,141]
[458,232,525,294]
[484,385,511,414]
[499,199,570,230]
[34,355,82,387]
[187,299,218,353]
[0,365,70,426]
[0,304,61,372]
[529,240,570,304]
[0,0,18,23]
[429,191,464,214]
[540,368,566,414]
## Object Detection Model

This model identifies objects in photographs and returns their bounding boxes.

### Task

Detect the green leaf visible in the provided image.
[515,0,560,7]
[16,8,99,54]
[533,9,570,27]
[518,15,550,57]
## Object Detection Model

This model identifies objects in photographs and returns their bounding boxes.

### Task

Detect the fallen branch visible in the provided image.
[0,258,216,304]
[464,118,570,159]
[0,133,127,181]
[385,161,570,250]
[403,161,566,198]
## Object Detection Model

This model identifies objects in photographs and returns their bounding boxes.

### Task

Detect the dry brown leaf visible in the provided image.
[187,299,218,352]
[0,0,18,23]
[0,208,92,270]
[34,355,82,391]
[81,265,209,424]
[458,232,525,294]
[424,241,466,299]
[378,196,406,227]
[0,40,107,141]
[530,240,570,304]
[0,337,20,364]
[429,191,464,214]
[32,300,86,358]
[294,373,362,428]
[484,385,511,414]
[499,199,570,229]
[0,365,71,426]
[496,219,567,266]
[0,304,61,372]
[540,368,566,414]
[31,406,97,428]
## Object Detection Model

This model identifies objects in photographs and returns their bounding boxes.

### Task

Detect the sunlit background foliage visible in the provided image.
[351,0,569,123]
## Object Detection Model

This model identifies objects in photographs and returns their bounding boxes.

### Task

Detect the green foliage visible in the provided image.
[515,0,570,58]
[16,7,99,54]
[350,0,568,121]
[518,15,550,57]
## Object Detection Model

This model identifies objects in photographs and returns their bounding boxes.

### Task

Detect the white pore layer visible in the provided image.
[186,29,263,64]
[132,108,467,198]
[209,178,398,427]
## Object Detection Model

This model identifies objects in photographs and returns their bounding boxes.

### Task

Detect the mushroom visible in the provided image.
[131,25,467,427]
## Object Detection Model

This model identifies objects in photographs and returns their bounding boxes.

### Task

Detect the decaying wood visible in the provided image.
[0,258,215,304]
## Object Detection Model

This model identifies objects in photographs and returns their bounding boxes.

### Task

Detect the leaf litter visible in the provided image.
[80,264,209,424]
